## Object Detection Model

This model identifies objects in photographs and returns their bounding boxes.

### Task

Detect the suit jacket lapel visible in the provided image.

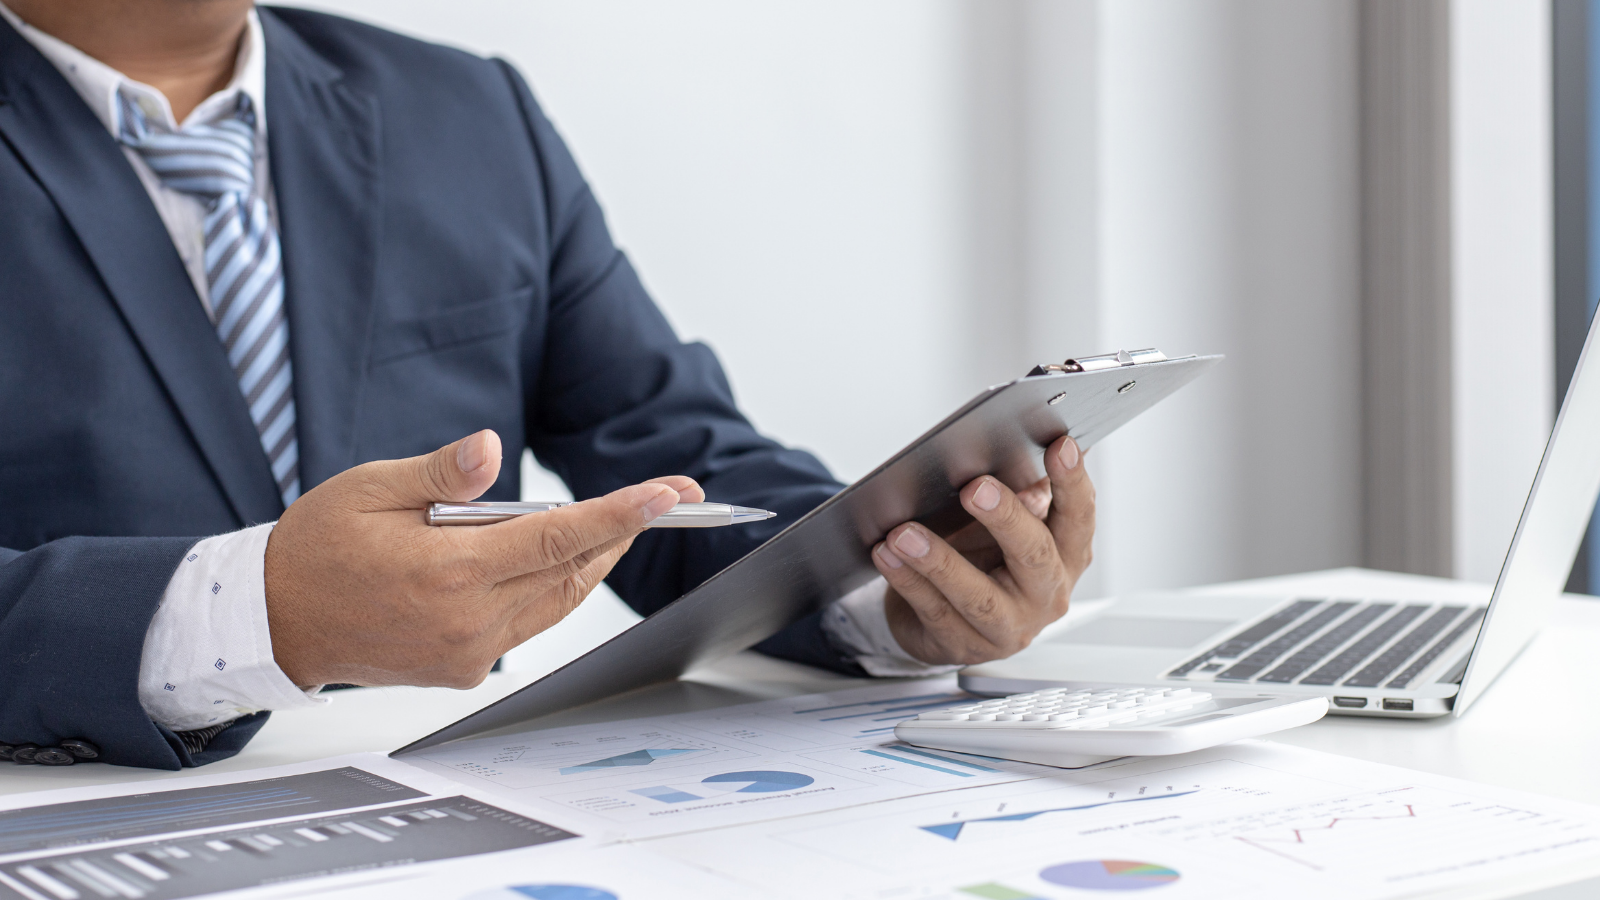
[0,16,283,526]
[260,10,382,491]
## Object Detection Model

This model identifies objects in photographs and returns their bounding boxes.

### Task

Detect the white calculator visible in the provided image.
[893,684,1328,768]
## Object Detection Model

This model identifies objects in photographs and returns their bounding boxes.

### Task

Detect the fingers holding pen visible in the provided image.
[465,482,679,586]
[647,475,705,503]
[498,536,635,651]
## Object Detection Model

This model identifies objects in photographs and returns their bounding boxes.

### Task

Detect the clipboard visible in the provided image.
[393,348,1222,755]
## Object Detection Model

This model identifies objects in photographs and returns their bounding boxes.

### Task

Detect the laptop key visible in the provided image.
[1299,605,1429,686]
[1166,599,1324,677]
[1216,601,1356,681]
[1382,607,1484,689]
[1257,603,1392,683]
[1343,606,1465,688]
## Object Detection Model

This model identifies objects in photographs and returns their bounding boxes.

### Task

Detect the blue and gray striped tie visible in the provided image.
[119,93,301,507]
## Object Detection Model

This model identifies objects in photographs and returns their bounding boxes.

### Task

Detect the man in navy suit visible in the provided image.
[0,0,1095,769]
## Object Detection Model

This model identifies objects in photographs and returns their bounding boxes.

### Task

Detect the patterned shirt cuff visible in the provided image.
[821,578,962,678]
[138,522,327,732]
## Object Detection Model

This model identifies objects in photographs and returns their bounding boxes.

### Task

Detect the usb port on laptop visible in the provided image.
[1331,696,1367,709]
[1381,698,1414,711]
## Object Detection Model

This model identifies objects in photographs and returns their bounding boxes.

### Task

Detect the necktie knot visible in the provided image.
[118,91,258,202]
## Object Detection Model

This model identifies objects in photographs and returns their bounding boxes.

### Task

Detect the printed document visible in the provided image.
[1,678,1597,899]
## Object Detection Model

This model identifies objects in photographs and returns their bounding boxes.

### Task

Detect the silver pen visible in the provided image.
[427,500,777,527]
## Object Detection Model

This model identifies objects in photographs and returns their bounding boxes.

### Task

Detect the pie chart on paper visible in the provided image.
[700,770,815,793]
[1039,860,1180,891]
[464,886,618,900]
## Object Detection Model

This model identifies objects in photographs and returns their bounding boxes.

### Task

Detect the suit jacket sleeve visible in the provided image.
[497,62,863,675]
[0,538,271,769]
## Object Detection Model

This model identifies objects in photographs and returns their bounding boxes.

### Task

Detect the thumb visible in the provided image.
[361,430,503,510]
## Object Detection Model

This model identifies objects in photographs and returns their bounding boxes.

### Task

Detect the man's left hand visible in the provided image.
[872,435,1094,665]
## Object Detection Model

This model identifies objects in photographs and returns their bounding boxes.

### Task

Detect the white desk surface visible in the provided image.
[1,568,1596,894]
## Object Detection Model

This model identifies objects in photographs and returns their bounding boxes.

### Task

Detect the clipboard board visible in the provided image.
[393,349,1222,755]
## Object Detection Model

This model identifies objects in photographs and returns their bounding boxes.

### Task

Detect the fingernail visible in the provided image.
[972,479,1001,512]
[875,543,903,569]
[457,431,491,473]
[894,527,931,559]
[641,488,678,524]
[1058,438,1080,470]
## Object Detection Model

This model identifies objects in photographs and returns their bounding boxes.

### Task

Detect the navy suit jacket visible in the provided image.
[0,7,856,770]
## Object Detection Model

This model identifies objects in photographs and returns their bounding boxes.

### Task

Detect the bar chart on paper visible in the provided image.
[0,768,424,857]
[0,796,574,900]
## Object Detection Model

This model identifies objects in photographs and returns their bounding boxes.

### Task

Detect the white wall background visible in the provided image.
[1451,0,1555,584]
[1069,0,1365,598]
[288,0,1557,672]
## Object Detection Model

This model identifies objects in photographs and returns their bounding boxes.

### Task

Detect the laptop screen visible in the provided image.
[1456,310,1600,713]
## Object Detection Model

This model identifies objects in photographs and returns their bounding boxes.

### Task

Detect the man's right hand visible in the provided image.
[262,430,692,689]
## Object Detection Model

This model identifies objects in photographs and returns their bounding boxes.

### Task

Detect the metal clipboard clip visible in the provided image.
[1027,347,1168,377]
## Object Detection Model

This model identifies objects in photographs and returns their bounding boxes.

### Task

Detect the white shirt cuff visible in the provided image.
[821,577,961,678]
[138,522,327,732]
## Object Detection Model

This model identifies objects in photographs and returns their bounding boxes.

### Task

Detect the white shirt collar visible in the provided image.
[0,1,266,137]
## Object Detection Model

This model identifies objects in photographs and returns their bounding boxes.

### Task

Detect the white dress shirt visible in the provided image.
[1,1,945,734]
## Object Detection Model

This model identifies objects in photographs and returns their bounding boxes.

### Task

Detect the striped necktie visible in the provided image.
[118,92,301,508]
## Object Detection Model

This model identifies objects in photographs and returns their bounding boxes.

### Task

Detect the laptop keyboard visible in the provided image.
[1166,598,1485,691]
[1214,602,1356,681]
[1383,608,1486,689]
[1256,603,1391,683]
[1343,606,1466,687]
[1299,605,1428,686]
[1167,600,1321,677]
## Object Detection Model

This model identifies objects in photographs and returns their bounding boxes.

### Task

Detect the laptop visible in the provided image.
[962,311,1600,718]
